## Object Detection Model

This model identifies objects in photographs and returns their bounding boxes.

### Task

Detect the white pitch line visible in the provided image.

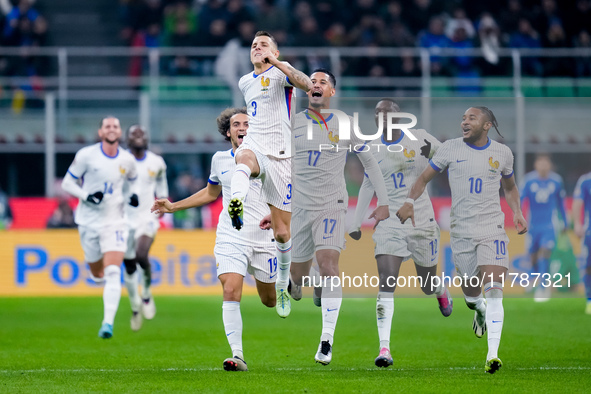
[1,366,589,374]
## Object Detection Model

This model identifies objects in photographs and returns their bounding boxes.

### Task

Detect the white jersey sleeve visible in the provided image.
[66,143,136,229]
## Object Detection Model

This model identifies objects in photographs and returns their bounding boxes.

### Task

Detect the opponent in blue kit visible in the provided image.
[520,154,568,301]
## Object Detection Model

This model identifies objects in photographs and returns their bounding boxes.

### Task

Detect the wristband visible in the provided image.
[405,198,415,206]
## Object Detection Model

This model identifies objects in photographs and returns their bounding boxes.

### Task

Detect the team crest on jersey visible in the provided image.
[328,130,339,144]
[119,166,126,175]
[403,148,416,163]
[148,169,156,178]
[488,157,499,173]
[261,76,270,93]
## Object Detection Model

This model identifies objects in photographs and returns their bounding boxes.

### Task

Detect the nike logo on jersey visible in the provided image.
[431,257,437,262]
[222,170,229,174]
[323,235,333,240]
[495,256,504,260]
[283,201,291,205]
[492,320,503,323]
[270,274,277,279]
[295,134,304,138]
[326,308,338,312]
[456,159,467,163]
[226,331,235,337]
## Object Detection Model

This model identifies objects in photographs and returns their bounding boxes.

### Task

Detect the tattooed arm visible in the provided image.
[270,60,312,92]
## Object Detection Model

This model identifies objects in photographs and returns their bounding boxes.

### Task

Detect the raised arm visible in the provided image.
[272,60,312,92]
[396,164,439,226]
[151,183,222,214]
[501,175,528,234]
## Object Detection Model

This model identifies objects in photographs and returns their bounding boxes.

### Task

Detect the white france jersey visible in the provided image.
[292,110,364,211]
[209,149,274,246]
[430,137,514,238]
[239,64,294,158]
[365,129,441,228]
[67,143,137,228]
[126,150,168,229]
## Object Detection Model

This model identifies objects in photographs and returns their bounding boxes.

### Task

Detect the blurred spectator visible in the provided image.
[391,50,421,78]
[445,8,476,40]
[293,17,326,47]
[567,0,591,40]
[46,198,76,229]
[226,0,253,33]
[477,13,506,75]
[198,0,229,38]
[419,16,452,76]
[403,0,442,36]
[0,185,12,230]
[163,1,196,41]
[254,0,289,33]
[324,22,348,47]
[349,15,386,46]
[3,0,39,41]
[449,27,476,75]
[509,18,543,76]
[499,0,527,40]
[574,30,591,77]
[531,0,562,40]
[543,21,573,76]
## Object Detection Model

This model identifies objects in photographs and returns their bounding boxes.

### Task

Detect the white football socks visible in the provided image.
[103,265,122,325]
[465,294,486,315]
[484,282,504,360]
[222,301,243,360]
[123,270,141,313]
[320,279,342,344]
[230,163,251,201]
[276,239,292,291]
[376,291,394,350]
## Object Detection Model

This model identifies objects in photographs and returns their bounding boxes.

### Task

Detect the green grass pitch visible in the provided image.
[1,296,590,393]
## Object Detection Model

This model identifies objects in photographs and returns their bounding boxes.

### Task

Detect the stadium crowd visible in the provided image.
[0,0,48,77]
[119,0,591,77]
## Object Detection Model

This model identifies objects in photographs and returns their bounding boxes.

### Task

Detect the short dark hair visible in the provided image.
[473,106,503,138]
[254,30,277,48]
[311,68,336,88]
[99,116,118,128]
[217,107,247,141]
[377,98,400,112]
[126,124,147,139]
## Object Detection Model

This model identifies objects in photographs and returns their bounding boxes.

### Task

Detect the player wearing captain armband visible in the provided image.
[397,107,528,374]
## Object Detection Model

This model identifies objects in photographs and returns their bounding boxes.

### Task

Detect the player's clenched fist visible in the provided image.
[151,198,174,215]
[396,202,415,227]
